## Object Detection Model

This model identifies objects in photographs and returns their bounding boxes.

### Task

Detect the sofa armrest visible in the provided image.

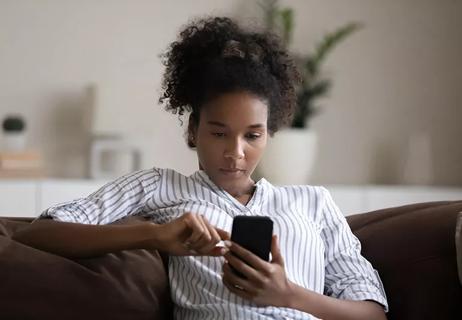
[347,201,462,320]
[456,212,462,286]
[0,216,173,320]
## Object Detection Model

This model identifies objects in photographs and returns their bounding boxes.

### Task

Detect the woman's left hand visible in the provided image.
[221,235,295,307]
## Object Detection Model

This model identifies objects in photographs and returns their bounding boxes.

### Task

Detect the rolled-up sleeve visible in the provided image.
[37,168,161,225]
[320,187,389,312]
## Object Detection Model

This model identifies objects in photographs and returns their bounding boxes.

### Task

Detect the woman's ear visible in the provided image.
[187,113,197,148]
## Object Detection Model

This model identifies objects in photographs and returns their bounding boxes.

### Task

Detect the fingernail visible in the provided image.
[224,240,232,248]
[220,247,229,255]
[189,249,198,254]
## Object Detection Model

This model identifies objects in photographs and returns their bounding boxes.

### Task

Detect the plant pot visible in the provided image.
[258,128,318,185]
[2,132,27,152]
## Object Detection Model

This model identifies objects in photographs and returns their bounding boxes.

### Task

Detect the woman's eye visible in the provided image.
[212,132,225,137]
[245,133,261,140]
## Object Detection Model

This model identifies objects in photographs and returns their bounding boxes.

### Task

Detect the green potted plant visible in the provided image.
[257,0,361,184]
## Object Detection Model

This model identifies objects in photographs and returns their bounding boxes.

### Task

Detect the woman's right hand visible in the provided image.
[153,212,230,257]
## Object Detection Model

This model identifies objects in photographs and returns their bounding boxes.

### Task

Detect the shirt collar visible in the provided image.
[191,169,268,211]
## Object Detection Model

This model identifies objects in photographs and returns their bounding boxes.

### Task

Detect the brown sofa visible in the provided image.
[1,201,461,320]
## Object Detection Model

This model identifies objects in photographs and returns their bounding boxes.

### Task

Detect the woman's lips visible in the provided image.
[219,168,244,177]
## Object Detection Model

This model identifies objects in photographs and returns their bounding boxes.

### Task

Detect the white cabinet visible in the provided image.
[0,181,37,217]
[0,179,107,217]
[0,180,461,218]
[38,180,108,212]
[325,186,365,216]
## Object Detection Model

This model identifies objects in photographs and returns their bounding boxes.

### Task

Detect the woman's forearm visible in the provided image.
[286,283,387,320]
[12,219,159,259]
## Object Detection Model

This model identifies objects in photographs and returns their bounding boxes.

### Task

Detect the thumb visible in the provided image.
[215,227,230,241]
[206,245,229,257]
[270,234,284,265]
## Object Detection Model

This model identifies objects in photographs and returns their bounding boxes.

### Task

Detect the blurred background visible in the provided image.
[0,0,461,188]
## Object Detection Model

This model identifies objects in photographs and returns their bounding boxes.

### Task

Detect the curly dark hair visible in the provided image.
[159,17,300,146]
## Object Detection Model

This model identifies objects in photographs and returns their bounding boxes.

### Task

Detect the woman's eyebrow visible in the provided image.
[207,121,227,127]
[207,121,265,129]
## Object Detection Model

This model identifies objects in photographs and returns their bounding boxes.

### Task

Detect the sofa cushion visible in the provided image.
[347,201,462,320]
[0,218,172,320]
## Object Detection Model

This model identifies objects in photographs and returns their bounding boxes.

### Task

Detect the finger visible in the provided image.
[187,245,228,257]
[224,251,265,282]
[222,276,254,300]
[204,225,230,255]
[182,214,229,256]
[203,217,221,243]
[184,214,208,244]
[222,263,256,300]
[222,262,253,290]
[195,216,221,253]
[224,241,269,273]
[206,246,229,257]
[270,234,284,265]
[190,215,214,250]
[216,227,230,241]
[183,214,208,249]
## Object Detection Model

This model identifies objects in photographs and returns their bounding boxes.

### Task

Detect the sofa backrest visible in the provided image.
[2,200,461,320]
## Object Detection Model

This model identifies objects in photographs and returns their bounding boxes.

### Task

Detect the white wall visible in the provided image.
[0,0,461,185]
[288,0,462,186]
[0,0,252,177]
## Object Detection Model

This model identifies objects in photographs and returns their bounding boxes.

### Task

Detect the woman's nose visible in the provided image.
[224,138,244,160]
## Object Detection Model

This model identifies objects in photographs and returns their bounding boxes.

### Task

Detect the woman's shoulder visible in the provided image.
[270,184,335,210]
[93,166,178,194]
[131,166,200,188]
[116,166,183,180]
[269,182,330,199]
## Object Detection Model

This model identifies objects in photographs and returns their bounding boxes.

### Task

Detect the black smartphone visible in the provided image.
[230,216,273,277]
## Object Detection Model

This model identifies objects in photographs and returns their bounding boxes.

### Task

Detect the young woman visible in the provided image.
[14,17,388,320]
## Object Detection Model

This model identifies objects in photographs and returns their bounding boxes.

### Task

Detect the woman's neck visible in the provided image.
[233,189,255,205]
[226,181,256,205]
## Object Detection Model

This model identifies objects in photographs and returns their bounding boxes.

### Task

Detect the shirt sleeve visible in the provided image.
[320,187,389,312]
[37,168,162,225]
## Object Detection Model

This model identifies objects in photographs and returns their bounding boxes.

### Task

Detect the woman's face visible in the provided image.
[192,91,268,195]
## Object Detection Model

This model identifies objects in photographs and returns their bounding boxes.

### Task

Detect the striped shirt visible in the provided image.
[40,167,388,320]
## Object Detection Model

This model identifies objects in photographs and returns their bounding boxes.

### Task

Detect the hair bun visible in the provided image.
[222,40,245,58]
[222,40,263,62]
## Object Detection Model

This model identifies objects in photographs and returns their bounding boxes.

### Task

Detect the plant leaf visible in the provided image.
[309,80,331,98]
[258,0,279,31]
[279,8,294,48]
[313,22,362,66]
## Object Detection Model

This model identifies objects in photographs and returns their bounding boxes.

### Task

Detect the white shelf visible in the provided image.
[327,185,462,215]
[0,179,461,218]
[363,185,462,212]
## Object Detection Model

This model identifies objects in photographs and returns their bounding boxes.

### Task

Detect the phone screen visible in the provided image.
[230,215,273,276]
